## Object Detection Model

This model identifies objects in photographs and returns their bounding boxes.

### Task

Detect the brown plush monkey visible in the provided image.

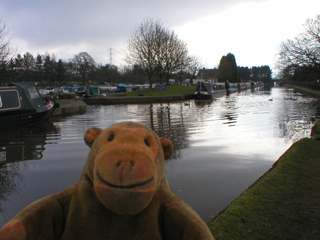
[0,122,214,240]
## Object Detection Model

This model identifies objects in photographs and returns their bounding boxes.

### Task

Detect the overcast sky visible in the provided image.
[1,0,319,75]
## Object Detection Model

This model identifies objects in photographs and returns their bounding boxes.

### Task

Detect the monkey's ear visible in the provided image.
[84,127,103,148]
[160,138,174,160]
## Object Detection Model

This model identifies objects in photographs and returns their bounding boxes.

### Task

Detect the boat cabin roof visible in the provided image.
[195,81,214,94]
[0,82,44,111]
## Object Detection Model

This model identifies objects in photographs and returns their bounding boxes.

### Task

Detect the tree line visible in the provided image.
[198,53,272,84]
[0,18,204,87]
[0,50,126,86]
[216,53,272,83]
[277,14,320,85]
[6,15,320,88]
[0,51,203,87]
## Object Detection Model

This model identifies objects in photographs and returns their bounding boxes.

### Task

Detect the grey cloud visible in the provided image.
[0,0,267,63]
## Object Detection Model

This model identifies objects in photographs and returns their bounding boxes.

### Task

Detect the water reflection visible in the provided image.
[273,89,320,143]
[0,122,59,217]
[0,122,59,163]
[0,87,319,225]
[150,103,191,159]
[0,162,23,214]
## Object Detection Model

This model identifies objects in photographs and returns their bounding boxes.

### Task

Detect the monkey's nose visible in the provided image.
[116,160,135,168]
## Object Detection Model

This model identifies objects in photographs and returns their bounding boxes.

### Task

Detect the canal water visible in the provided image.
[0,87,319,225]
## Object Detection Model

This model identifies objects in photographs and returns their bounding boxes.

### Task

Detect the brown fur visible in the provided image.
[0,122,214,240]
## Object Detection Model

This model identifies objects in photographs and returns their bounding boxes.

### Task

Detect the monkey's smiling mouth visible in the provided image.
[97,171,154,189]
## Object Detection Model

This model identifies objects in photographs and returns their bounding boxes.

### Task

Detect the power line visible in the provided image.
[107,48,113,65]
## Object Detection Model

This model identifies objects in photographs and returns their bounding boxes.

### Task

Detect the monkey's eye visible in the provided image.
[144,139,151,147]
[108,134,114,142]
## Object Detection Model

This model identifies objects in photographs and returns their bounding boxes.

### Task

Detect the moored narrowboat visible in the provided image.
[0,82,58,126]
[194,81,227,100]
[194,82,214,100]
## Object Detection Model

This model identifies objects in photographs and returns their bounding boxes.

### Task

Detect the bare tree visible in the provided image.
[0,20,13,62]
[71,52,96,85]
[125,18,189,88]
[126,19,160,88]
[277,15,320,74]
[157,29,189,84]
[186,56,204,85]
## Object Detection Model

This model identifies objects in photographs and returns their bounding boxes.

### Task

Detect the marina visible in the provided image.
[0,87,319,225]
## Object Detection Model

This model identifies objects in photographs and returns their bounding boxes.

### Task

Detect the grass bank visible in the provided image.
[55,100,71,105]
[208,136,320,239]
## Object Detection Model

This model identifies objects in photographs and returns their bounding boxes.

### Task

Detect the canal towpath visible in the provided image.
[208,119,320,239]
